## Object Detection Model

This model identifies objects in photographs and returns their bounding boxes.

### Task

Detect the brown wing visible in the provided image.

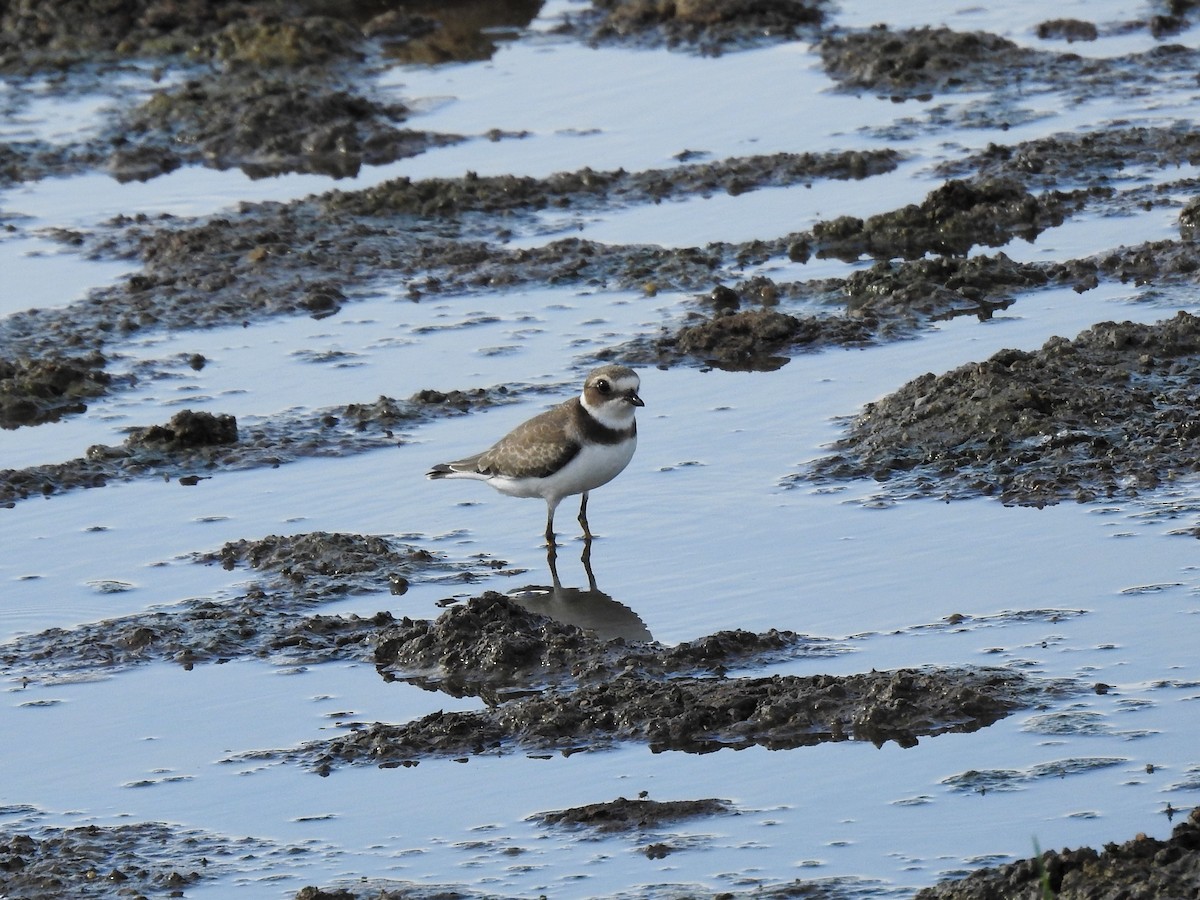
[474,403,582,479]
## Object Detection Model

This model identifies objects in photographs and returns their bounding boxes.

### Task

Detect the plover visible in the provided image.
[427,365,643,544]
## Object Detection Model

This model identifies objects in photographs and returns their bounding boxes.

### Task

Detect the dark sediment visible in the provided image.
[818,24,1200,101]
[818,26,1049,97]
[375,591,831,694]
[4,7,1200,900]
[0,354,112,428]
[532,796,734,832]
[0,532,502,680]
[916,808,1200,900]
[237,594,1049,773]
[805,312,1200,507]
[0,387,505,506]
[556,0,829,52]
[0,821,273,900]
[110,71,462,182]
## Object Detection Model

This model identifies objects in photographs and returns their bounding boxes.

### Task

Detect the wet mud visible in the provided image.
[6,3,1200,900]
[0,353,111,428]
[819,22,1200,102]
[0,821,278,900]
[805,312,1200,508]
[916,807,1200,900]
[0,387,506,506]
[0,531,503,680]
[232,592,1052,773]
[531,795,734,833]
[555,0,828,53]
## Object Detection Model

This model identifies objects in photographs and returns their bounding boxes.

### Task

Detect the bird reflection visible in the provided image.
[505,539,652,642]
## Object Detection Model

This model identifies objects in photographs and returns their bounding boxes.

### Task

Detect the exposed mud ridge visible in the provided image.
[0,387,505,506]
[326,148,902,217]
[613,250,1069,371]
[0,0,531,74]
[555,0,829,52]
[805,312,1200,507]
[806,178,1089,263]
[293,885,522,900]
[375,591,830,695]
[819,25,1200,100]
[0,149,900,365]
[109,70,463,182]
[0,3,524,184]
[243,593,1044,772]
[532,796,734,833]
[0,821,275,900]
[819,26,1049,97]
[917,807,1200,900]
[0,353,112,429]
[937,124,1200,191]
[0,532,499,680]
[647,307,875,371]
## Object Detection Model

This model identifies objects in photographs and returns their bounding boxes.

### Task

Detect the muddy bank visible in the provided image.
[0,531,503,680]
[0,148,898,363]
[0,821,274,900]
[0,387,506,506]
[917,807,1200,900]
[6,112,1196,399]
[531,795,734,833]
[375,590,836,695]
[805,312,1200,507]
[556,0,828,52]
[0,353,111,428]
[0,3,491,185]
[819,23,1200,102]
[231,593,1052,773]
[109,69,463,182]
[611,230,1200,371]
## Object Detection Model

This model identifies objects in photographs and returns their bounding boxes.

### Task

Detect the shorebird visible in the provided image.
[427,365,643,544]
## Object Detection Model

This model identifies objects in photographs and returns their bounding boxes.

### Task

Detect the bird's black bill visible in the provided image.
[626,391,645,407]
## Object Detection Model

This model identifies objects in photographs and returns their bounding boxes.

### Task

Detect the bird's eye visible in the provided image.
[596,379,611,394]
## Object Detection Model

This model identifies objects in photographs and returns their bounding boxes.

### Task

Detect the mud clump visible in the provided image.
[206,531,426,590]
[0,353,111,428]
[533,796,734,832]
[842,253,1042,321]
[660,308,873,370]
[918,807,1200,900]
[1036,18,1099,42]
[304,661,1030,768]
[938,125,1200,191]
[0,532,498,679]
[127,409,238,449]
[806,312,1200,507]
[324,148,901,218]
[376,593,600,692]
[819,26,1044,96]
[811,178,1082,262]
[0,387,505,507]
[264,594,1041,771]
[376,592,816,693]
[562,0,828,51]
[113,72,460,181]
[0,821,261,900]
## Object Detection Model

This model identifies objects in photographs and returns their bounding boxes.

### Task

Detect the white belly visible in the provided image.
[492,436,636,502]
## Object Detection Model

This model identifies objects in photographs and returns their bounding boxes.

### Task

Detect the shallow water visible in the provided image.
[4,2,1200,897]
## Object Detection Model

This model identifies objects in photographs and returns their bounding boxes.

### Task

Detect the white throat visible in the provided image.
[582,392,637,430]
